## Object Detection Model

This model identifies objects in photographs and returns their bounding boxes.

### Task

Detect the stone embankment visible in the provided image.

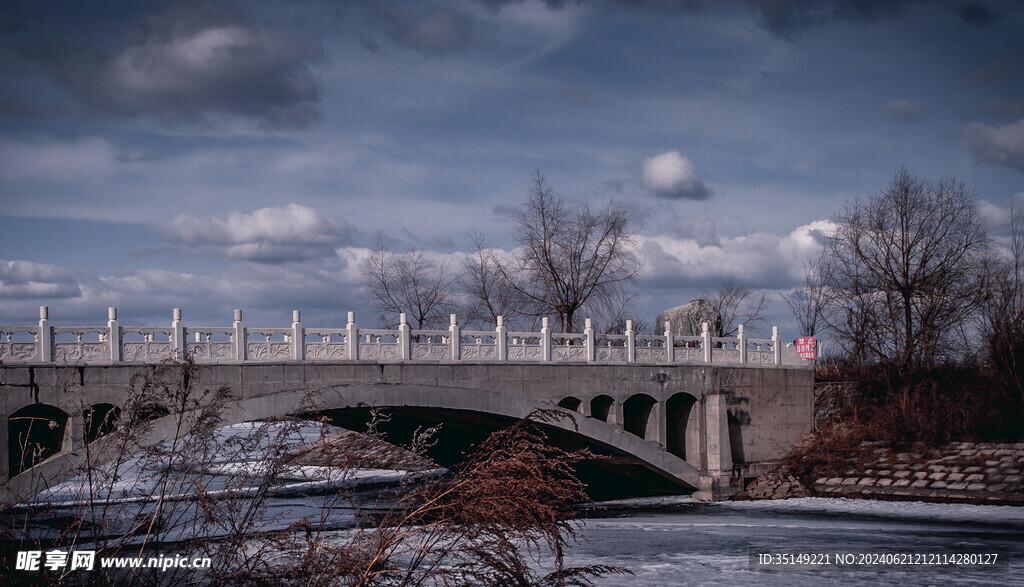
[739,441,1024,504]
[735,468,808,500]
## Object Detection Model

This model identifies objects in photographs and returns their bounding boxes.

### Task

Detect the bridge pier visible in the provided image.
[693,391,738,501]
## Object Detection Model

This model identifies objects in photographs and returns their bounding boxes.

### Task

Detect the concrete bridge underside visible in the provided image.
[0,362,814,503]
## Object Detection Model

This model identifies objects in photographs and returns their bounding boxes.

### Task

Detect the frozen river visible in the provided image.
[18,422,1024,584]
[566,495,1024,585]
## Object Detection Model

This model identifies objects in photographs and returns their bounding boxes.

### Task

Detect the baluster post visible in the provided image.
[292,310,304,360]
[172,308,184,360]
[38,306,52,362]
[449,314,460,360]
[399,313,410,360]
[541,317,551,362]
[233,309,246,362]
[347,312,359,360]
[702,321,712,363]
[626,319,636,362]
[108,307,121,362]
[665,320,673,363]
[772,326,781,365]
[584,318,595,362]
[496,316,507,361]
[738,324,747,365]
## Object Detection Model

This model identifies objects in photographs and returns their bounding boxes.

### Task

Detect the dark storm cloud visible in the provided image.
[962,119,1024,172]
[740,0,911,38]
[957,2,1001,26]
[361,4,474,55]
[27,0,321,127]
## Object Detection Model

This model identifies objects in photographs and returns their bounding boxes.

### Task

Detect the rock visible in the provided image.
[655,300,723,337]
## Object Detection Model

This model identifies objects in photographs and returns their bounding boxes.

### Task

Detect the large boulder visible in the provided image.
[655,300,723,337]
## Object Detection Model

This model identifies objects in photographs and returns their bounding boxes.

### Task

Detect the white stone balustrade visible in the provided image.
[0,306,807,367]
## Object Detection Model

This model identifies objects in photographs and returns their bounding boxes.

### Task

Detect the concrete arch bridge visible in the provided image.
[1,361,812,503]
[0,308,813,503]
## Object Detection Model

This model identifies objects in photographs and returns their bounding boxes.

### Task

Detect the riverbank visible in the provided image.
[738,440,1024,505]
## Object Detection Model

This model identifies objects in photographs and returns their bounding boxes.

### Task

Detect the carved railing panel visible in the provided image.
[747,339,775,366]
[304,329,348,360]
[673,347,704,363]
[247,328,292,361]
[410,331,450,361]
[0,328,39,362]
[507,333,542,362]
[53,327,109,363]
[552,333,586,362]
[461,332,497,360]
[635,335,667,363]
[122,328,173,362]
[595,334,628,362]
[359,330,401,361]
[184,328,235,362]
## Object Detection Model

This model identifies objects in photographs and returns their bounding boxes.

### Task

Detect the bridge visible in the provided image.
[0,307,814,503]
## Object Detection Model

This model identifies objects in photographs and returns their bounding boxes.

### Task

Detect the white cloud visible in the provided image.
[0,138,117,182]
[882,98,925,122]
[638,219,833,288]
[155,204,360,262]
[0,256,366,327]
[0,261,82,299]
[641,150,711,199]
[961,119,1024,172]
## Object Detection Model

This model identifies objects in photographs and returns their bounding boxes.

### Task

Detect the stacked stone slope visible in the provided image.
[813,441,1023,504]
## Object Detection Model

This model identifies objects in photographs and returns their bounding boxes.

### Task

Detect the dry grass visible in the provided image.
[1,360,622,586]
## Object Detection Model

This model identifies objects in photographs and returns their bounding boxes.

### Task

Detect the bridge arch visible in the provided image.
[83,403,121,443]
[9,404,69,478]
[666,392,699,465]
[557,396,584,414]
[622,393,658,442]
[4,383,700,502]
[230,383,699,491]
[589,395,615,424]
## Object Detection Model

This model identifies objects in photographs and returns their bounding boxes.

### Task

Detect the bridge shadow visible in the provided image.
[316,406,692,501]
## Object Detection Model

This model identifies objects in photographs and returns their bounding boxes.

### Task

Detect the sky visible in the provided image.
[1,0,1023,339]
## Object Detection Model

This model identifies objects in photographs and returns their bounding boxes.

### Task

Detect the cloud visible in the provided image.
[641,151,711,199]
[882,98,926,122]
[362,4,474,54]
[637,220,833,289]
[978,193,1024,236]
[31,1,320,127]
[0,261,82,299]
[0,137,117,182]
[961,119,1024,171]
[0,253,368,326]
[958,2,1001,26]
[740,0,911,38]
[155,204,360,263]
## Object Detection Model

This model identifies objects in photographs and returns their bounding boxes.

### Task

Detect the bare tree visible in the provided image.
[705,281,766,337]
[459,231,529,328]
[580,279,647,334]
[821,169,989,369]
[783,252,829,337]
[360,234,459,329]
[981,203,1024,402]
[498,171,644,333]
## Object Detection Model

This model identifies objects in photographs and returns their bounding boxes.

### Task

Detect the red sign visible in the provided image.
[795,336,816,360]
